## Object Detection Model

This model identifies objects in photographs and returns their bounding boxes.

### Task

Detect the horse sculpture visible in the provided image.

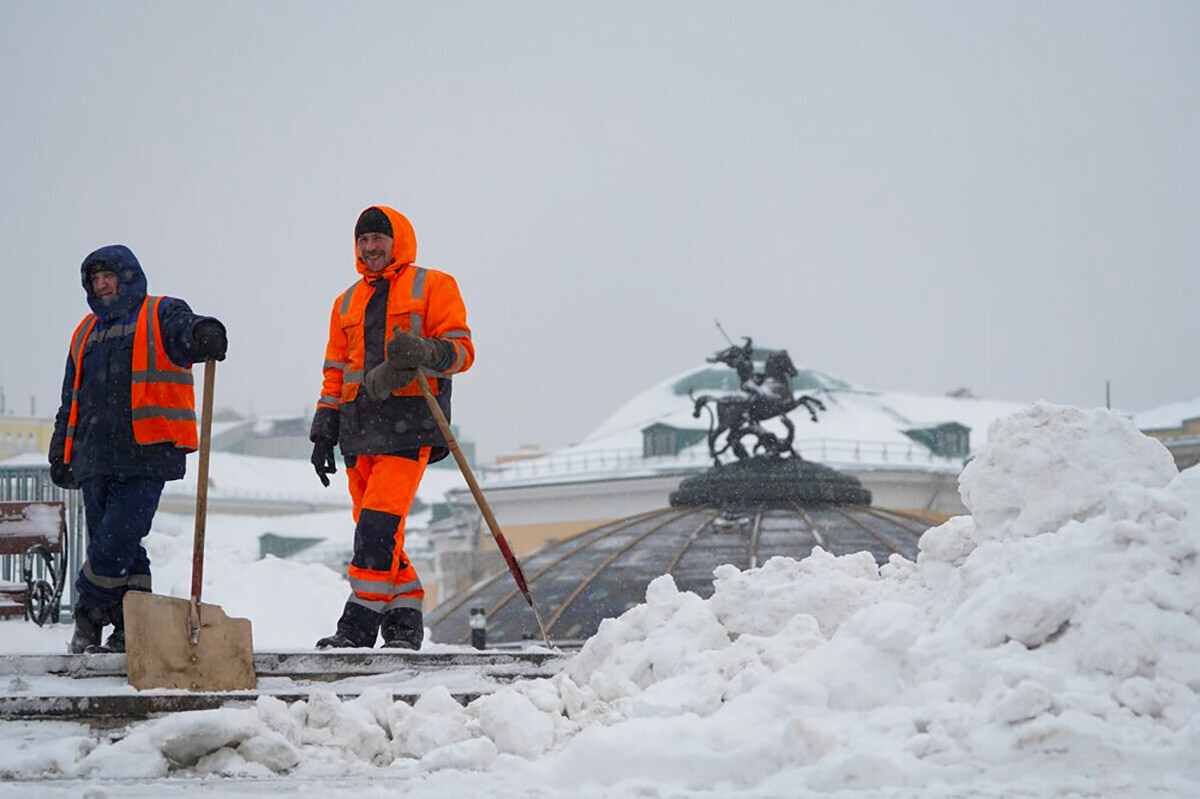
[690,337,826,466]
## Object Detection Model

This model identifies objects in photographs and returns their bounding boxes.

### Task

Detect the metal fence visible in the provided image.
[483,438,961,481]
[0,465,85,616]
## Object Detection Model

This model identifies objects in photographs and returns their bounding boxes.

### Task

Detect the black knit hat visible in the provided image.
[355,207,392,239]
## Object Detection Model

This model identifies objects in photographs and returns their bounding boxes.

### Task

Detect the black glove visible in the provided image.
[310,406,339,445]
[50,459,77,490]
[193,320,228,361]
[311,440,337,488]
[386,330,447,369]
[363,361,416,402]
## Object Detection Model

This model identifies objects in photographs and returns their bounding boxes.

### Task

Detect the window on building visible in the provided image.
[904,423,971,459]
[642,424,708,458]
[645,429,675,457]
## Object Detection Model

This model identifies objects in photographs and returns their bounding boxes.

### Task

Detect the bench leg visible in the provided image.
[22,544,61,627]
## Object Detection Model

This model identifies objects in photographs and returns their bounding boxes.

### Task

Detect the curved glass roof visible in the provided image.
[671,362,855,396]
[428,504,928,646]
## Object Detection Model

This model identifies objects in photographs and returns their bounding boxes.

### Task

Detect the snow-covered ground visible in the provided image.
[2,403,1198,797]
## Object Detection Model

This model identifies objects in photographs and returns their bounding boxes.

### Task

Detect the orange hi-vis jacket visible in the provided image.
[316,206,474,459]
[64,296,197,464]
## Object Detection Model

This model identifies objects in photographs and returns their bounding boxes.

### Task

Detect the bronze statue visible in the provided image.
[690,336,825,465]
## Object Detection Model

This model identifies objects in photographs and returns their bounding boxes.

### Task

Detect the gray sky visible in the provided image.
[2,1,1197,460]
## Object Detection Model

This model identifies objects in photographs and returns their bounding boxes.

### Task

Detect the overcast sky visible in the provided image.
[2,2,1197,460]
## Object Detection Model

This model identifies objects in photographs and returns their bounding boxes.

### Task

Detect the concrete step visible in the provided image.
[0,688,489,722]
[0,649,567,679]
[0,649,571,724]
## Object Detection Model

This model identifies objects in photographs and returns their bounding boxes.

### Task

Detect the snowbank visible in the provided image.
[4,403,1198,796]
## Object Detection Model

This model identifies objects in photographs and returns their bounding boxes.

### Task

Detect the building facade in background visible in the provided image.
[1136,396,1200,471]
[0,415,54,461]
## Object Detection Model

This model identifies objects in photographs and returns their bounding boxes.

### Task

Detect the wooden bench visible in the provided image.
[0,501,68,625]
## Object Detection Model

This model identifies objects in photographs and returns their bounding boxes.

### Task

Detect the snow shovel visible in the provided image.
[125,359,256,691]
[415,370,554,649]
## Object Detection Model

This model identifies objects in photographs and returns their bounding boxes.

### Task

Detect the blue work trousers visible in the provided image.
[76,476,164,612]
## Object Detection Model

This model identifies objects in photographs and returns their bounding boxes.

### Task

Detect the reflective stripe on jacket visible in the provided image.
[318,264,474,409]
[64,296,197,464]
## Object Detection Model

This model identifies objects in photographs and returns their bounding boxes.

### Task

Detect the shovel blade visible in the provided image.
[124,592,256,692]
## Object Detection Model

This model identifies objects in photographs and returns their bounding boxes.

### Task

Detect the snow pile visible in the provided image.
[6,403,1199,795]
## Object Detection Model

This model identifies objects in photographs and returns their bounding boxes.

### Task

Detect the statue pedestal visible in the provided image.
[669,455,871,507]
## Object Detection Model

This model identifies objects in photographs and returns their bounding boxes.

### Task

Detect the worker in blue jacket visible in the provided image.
[49,244,227,654]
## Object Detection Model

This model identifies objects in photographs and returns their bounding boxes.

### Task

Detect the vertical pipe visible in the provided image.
[470,607,487,650]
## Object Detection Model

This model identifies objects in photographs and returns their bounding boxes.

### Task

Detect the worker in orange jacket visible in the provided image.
[309,206,474,649]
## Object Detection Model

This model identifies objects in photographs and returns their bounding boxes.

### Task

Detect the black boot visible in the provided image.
[315,633,359,649]
[316,601,381,649]
[67,604,106,654]
[380,608,424,650]
[97,602,125,653]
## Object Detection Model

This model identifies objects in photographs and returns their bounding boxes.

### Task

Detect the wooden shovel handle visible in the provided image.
[191,359,216,606]
[415,371,554,648]
[414,372,527,586]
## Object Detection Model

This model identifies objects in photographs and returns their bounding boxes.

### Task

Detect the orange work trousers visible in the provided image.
[344,448,431,613]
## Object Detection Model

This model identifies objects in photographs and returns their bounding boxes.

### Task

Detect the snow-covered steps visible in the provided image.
[253,650,566,681]
[0,688,493,722]
[0,650,569,724]
[0,649,566,681]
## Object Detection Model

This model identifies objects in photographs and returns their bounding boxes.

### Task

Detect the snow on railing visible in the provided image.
[481,439,961,481]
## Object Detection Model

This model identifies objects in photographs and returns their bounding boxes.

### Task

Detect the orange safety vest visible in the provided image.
[64,296,197,464]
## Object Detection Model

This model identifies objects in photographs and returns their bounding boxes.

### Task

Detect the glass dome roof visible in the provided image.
[428,504,928,646]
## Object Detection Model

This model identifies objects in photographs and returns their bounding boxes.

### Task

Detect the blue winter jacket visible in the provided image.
[49,245,223,483]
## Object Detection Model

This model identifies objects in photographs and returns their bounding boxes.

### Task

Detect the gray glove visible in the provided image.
[387,330,446,369]
[363,360,416,402]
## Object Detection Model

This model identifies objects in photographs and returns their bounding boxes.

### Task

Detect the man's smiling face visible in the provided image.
[357,232,393,272]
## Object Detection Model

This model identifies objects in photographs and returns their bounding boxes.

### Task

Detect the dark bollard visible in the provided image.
[470,607,487,650]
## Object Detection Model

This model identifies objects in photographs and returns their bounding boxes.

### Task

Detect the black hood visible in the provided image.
[81,244,147,321]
